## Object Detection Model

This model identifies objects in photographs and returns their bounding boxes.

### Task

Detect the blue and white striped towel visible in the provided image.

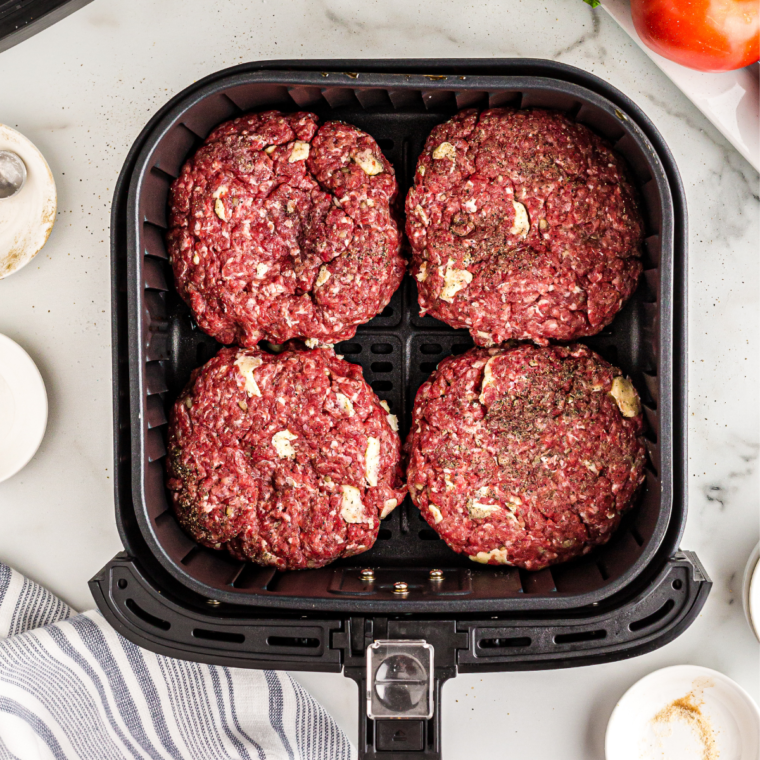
[0,563,355,760]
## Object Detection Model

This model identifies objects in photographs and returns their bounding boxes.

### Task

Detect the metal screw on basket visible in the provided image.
[0,151,26,200]
[429,569,445,582]
[393,581,409,595]
[360,568,375,582]
[206,599,222,607]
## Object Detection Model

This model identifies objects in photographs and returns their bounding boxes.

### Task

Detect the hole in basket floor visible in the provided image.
[643,427,658,444]
[371,343,393,354]
[196,342,216,365]
[336,342,362,354]
[180,546,203,566]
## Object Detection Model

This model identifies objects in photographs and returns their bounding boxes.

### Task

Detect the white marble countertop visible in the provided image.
[0,0,757,756]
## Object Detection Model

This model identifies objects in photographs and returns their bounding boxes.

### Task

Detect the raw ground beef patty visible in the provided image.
[167,111,404,346]
[405,343,647,570]
[166,346,406,570]
[406,108,644,346]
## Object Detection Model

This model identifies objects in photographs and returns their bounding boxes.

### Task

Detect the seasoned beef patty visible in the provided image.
[406,108,644,346]
[167,345,406,570]
[168,111,404,347]
[405,343,647,570]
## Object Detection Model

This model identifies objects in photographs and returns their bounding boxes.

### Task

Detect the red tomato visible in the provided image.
[630,0,759,72]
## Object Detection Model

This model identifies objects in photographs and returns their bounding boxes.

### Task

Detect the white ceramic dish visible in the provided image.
[601,0,760,172]
[606,665,760,760]
[0,334,48,484]
[744,542,760,642]
[0,124,57,279]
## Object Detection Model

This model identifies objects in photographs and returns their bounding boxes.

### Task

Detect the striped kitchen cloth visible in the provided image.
[0,563,355,760]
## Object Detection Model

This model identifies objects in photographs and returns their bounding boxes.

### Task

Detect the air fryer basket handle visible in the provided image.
[344,664,453,759]
[337,619,464,759]
[91,552,709,760]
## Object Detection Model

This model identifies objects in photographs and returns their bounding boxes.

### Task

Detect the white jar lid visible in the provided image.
[0,124,56,279]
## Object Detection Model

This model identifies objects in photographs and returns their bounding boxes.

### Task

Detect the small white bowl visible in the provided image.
[0,334,48,483]
[0,124,57,279]
[606,665,760,760]
[744,542,760,642]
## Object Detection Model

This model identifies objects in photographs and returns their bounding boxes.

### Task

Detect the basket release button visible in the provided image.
[366,640,434,719]
[375,719,425,752]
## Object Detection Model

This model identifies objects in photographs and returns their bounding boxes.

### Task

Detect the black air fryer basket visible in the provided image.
[92,60,710,759]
